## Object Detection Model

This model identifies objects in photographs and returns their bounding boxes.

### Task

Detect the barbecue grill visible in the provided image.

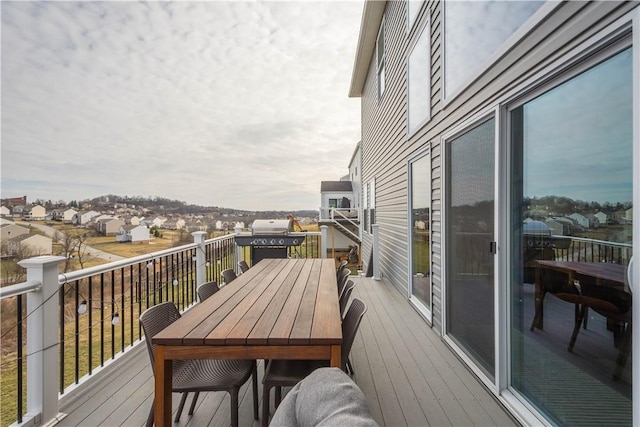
[235,219,306,265]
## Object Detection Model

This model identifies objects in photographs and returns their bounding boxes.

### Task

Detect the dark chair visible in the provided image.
[222,268,237,284]
[140,302,258,427]
[530,268,632,379]
[238,260,250,273]
[567,279,632,380]
[339,280,355,318]
[530,268,582,332]
[337,268,351,296]
[196,281,219,302]
[336,259,348,278]
[261,298,367,427]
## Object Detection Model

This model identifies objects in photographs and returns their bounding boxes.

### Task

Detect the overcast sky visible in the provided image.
[1,0,363,211]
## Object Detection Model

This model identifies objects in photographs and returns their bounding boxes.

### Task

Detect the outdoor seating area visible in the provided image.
[54,274,517,427]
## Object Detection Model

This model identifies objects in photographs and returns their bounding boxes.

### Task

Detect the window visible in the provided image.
[364,179,376,234]
[328,199,338,208]
[443,0,544,100]
[408,20,430,135]
[376,19,385,99]
[409,153,431,315]
[510,47,633,426]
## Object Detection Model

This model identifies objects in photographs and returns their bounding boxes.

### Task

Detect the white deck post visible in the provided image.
[192,231,207,287]
[17,255,66,427]
[372,224,381,280]
[320,225,328,259]
[234,226,243,271]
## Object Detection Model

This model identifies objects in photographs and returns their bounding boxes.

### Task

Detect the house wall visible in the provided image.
[358,0,636,333]
[355,0,638,424]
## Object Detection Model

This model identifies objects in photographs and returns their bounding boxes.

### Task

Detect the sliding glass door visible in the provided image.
[509,46,633,426]
[445,117,495,379]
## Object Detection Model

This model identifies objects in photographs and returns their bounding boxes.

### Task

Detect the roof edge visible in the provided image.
[348,1,386,98]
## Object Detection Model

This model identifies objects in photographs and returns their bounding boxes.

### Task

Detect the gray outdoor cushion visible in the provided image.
[269,367,378,426]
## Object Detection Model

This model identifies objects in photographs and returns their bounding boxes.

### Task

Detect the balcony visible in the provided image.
[1,230,629,427]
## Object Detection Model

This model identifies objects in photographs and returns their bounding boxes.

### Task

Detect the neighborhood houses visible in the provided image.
[0,195,318,258]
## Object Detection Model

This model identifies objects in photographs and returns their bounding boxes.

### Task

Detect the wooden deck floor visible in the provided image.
[56,276,517,427]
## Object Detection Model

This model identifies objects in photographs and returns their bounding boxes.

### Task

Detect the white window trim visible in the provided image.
[407,147,433,324]
[407,17,431,137]
[377,17,386,99]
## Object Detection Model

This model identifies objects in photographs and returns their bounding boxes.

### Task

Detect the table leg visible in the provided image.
[330,345,341,368]
[154,345,172,427]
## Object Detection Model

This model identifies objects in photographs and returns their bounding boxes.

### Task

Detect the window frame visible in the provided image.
[407,17,431,136]
[376,17,386,100]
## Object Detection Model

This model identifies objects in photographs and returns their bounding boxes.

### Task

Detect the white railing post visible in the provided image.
[17,255,66,426]
[372,224,381,280]
[320,225,328,259]
[192,231,207,287]
[234,226,243,271]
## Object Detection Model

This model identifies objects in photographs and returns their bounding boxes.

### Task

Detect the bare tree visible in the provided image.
[57,228,97,271]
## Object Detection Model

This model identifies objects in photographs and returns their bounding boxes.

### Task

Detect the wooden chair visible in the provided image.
[261,299,367,426]
[139,302,258,427]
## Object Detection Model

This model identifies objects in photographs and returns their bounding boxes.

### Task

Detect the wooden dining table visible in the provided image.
[151,258,342,427]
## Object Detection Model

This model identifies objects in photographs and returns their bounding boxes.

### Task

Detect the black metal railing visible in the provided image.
[0,232,324,426]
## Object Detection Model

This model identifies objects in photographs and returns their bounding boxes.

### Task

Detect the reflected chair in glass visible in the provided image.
[568,275,632,380]
[139,302,258,427]
[261,298,367,427]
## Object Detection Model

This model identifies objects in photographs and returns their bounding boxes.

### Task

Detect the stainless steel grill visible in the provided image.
[235,219,306,264]
[250,219,293,235]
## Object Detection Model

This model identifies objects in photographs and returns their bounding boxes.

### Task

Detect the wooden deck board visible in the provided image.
[55,276,517,427]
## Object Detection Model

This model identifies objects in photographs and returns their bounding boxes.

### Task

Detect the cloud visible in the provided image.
[1,0,363,211]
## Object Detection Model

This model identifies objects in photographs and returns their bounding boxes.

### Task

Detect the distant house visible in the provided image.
[129,216,141,226]
[25,205,46,221]
[594,210,614,225]
[116,224,150,244]
[11,205,26,218]
[73,210,100,225]
[162,218,185,230]
[62,208,78,223]
[96,218,125,236]
[7,234,52,256]
[0,206,10,217]
[151,217,167,228]
[567,212,591,229]
[1,223,30,242]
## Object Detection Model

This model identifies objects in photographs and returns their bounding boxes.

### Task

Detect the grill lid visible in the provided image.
[251,219,292,235]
